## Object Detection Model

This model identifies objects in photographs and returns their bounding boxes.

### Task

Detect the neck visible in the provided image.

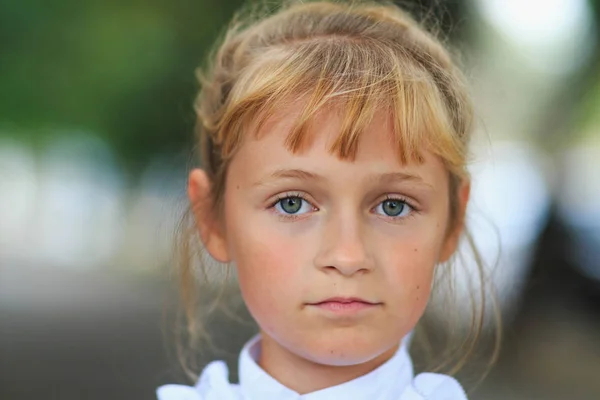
[257,332,399,395]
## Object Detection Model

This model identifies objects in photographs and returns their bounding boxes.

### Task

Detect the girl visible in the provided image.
[159,0,492,398]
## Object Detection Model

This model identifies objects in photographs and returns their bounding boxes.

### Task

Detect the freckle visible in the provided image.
[414,248,418,252]
[417,285,420,290]
[236,185,240,189]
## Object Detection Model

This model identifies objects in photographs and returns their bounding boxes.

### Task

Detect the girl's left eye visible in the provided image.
[273,196,314,216]
[374,198,413,218]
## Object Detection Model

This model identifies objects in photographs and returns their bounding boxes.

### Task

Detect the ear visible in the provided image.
[439,179,471,263]
[188,169,231,263]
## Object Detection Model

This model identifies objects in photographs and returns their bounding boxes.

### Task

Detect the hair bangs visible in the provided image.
[216,37,465,174]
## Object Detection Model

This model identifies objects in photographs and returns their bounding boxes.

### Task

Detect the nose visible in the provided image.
[314,210,374,276]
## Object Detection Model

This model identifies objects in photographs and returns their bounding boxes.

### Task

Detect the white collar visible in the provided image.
[157,333,469,400]
[238,334,414,400]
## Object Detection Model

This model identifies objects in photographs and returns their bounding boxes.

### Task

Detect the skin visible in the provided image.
[188,107,470,394]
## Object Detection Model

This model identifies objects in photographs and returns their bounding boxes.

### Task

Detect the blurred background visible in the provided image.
[1,0,599,399]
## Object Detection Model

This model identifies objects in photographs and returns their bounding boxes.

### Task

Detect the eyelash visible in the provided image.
[267,192,419,222]
[379,195,418,221]
[267,192,314,221]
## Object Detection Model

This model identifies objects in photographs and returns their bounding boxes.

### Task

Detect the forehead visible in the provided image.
[255,104,393,158]
[232,105,448,188]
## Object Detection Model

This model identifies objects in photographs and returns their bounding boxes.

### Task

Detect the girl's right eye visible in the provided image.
[272,195,314,216]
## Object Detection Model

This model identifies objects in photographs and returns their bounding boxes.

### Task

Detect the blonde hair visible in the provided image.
[174,0,499,385]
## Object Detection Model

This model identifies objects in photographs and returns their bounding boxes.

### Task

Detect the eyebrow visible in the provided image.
[253,168,432,189]
[375,172,433,188]
[252,169,324,187]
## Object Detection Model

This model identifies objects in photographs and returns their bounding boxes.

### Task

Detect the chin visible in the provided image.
[296,331,397,367]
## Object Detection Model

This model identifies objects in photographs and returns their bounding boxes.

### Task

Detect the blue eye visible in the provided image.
[375,198,412,217]
[274,196,313,215]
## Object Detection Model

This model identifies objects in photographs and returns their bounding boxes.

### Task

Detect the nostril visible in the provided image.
[321,264,370,276]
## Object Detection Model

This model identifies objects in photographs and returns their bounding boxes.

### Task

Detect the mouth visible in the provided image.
[307,297,382,315]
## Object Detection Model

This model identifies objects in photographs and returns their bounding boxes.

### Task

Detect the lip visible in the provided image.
[313,297,378,305]
[307,297,382,315]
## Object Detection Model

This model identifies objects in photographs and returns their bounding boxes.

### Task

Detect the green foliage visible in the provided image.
[0,0,243,169]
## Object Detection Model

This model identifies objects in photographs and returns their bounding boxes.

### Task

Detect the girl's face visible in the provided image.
[191,107,468,369]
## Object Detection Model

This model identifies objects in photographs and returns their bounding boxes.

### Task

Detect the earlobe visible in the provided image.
[188,169,231,263]
[439,179,471,263]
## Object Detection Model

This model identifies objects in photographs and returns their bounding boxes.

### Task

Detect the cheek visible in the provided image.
[380,223,441,279]
[234,234,291,328]
[378,222,444,320]
[385,251,434,329]
[224,203,305,324]
[388,246,435,307]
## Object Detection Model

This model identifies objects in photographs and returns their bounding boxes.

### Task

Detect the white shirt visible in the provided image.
[157,334,468,400]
